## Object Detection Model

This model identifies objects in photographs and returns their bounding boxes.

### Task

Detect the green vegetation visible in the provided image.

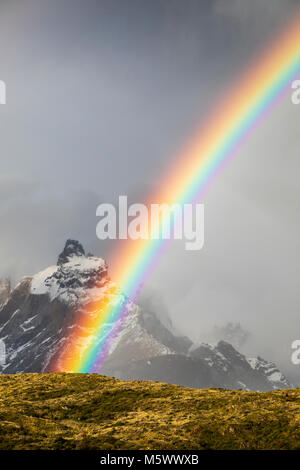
[0,373,299,450]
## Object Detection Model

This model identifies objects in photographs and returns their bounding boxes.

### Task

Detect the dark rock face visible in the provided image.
[0,240,293,391]
[139,310,192,355]
[188,341,288,391]
[0,280,73,373]
[57,239,85,266]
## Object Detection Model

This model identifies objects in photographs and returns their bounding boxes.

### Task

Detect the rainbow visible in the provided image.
[51,12,300,373]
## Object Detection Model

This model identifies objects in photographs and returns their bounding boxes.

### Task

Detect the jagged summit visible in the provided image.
[57,239,85,265]
[30,241,108,305]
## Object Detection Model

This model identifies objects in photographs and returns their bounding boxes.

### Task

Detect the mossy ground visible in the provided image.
[0,373,299,450]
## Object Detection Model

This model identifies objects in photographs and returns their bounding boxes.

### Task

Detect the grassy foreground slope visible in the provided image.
[0,373,299,450]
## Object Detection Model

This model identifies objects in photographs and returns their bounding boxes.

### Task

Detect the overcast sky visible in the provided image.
[0,0,299,383]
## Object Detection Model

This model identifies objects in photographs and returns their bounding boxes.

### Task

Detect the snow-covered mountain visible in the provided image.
[0,240,292,391]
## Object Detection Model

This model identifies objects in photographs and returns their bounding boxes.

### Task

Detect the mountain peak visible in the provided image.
[57,239,85,265]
